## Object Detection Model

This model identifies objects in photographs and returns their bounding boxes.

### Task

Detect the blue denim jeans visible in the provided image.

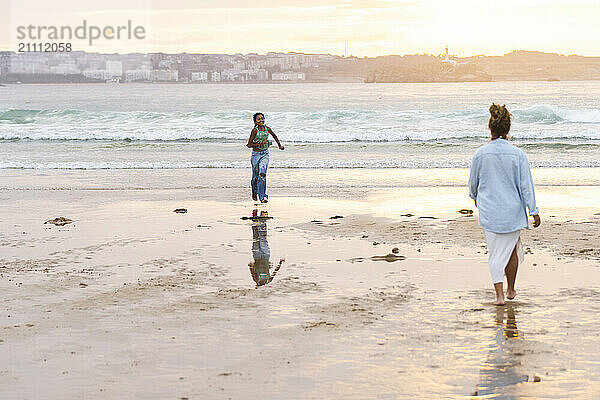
[250,150,269,201]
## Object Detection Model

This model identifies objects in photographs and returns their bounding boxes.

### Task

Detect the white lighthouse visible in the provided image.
[442,45,457,66]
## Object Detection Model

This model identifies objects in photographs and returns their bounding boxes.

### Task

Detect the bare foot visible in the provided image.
[261,198,268,203]
[494,298,505,306]
[252,194,257,201]
[506,289,517,300]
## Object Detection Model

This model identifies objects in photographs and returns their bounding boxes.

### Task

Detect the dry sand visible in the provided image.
[1,170,600,399]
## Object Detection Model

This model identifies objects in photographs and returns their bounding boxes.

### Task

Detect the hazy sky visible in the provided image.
[2,0,599,56]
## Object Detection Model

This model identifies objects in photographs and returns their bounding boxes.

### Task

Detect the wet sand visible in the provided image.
[1,169,600,399]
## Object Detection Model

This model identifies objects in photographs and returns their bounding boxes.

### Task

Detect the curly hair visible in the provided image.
[488,103,511,139]
[253,112,265,124]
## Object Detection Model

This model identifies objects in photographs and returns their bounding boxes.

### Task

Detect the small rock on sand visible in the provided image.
[351,254,406,263]
[391,247,400,254]
[330,215,344,219]
[44,217,73,226]
[371,254,406,262]
[302,321,336,330]
[458,209,474,215]
[173,208,187,214]
[533,376,541,382]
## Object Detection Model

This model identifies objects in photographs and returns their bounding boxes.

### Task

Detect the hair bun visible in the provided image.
[489,103,506,120]
[488,103,512,138]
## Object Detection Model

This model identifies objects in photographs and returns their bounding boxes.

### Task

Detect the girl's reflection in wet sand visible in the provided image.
[475,305,529,398]
[248,210,284,286]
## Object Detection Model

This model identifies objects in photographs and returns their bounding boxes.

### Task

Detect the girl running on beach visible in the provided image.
[247,112,284,203]
[468,104,541,305]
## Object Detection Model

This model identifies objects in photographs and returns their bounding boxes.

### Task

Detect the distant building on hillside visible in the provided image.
[150,69,178,81]
[125,69,151,82]
[191,72,208,82]
[106,60,123,77]
[0,51,13,76]
[271,72,305,81]
[82,69,114,80]
[256,69,269,81]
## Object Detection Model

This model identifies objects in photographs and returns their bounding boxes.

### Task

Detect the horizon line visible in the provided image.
[2,49,600,58]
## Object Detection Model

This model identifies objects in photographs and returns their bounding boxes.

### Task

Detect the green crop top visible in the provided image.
[253,126,272,151]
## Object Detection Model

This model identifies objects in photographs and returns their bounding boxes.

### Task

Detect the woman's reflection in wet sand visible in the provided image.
[248,210,284,287]
[475,305,529,398]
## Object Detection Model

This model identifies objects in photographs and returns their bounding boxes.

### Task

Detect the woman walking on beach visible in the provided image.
[247,112,284,203]
[469,104,541,305]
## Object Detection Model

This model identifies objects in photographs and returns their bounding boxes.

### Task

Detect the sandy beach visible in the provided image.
[1,168,599,399]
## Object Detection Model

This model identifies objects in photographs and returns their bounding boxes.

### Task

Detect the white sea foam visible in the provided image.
[1,105,600,141]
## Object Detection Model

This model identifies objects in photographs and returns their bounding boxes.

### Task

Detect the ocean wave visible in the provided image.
[1,159,599,170]
[1,105,599,142]
[513,104,600,124]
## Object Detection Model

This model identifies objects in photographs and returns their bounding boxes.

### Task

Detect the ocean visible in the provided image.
[1,82,600,172]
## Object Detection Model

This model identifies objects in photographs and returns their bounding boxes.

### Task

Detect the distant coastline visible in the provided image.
[1,50,600,84]
[3,78,598,85]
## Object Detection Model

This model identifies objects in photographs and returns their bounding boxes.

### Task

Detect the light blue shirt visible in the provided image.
[468,139,539,233]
